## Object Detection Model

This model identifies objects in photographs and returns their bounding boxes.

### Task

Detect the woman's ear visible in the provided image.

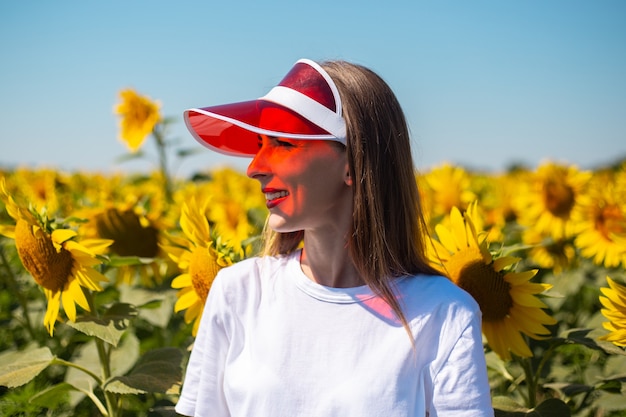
[344,165,353,186]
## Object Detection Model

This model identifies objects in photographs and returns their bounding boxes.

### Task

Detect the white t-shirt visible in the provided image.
[176,250,493,417]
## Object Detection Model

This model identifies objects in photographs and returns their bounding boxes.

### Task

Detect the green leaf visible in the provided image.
[544,382,592,397]
[0,346,54,388]
[107,255,156,267]
[115,151,146,163]
[494,398,571,417]
[64,333,140,407]
[31,381,109,415]
[148,406,180,417]
[554,328,626,355]
[65,302,137,346]
[485,351,515,381]
[105,347,182,394]
[595,339,626,356]
[104,379,145,395]
[597,380,623,393]
[119,285,175,327]
[137,299,163,309]
[595,373,626,394]
[103,302,139,322]
[176,147,204,158]
[531,398,571,416]
[493,396,528,413]
[29,382,74,407]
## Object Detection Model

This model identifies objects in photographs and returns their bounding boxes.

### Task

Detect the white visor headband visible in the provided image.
[260,59,346,143]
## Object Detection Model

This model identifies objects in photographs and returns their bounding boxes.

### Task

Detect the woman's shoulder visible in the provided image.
[213,252,298,292]
[399,274,480,317]
[218,252,295,275]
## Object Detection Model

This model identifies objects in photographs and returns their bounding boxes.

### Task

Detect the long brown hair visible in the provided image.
[261,60,439,334]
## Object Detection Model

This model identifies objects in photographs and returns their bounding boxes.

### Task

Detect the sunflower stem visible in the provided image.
[0,244,37,340]
[51,357,103,384]
[85,291,119,417]
[534,343,557,386]
[519,356,538,408]
[153,125,173,204]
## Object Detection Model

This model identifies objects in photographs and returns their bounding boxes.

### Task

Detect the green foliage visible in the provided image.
[1,160,626,416]
[0,241,188,416]
[494,398,571,416]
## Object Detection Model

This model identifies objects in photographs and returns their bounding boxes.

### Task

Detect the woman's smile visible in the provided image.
[263,188,290,208]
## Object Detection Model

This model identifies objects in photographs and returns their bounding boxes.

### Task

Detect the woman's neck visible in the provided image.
[299,232,363,288]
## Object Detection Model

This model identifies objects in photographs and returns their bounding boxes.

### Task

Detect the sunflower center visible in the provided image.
[543,179,575,218]
[596,204,624,239]
[95,208,159,258]
[446,247,513,322]
[189,247,221,303]
[14,220,73,292]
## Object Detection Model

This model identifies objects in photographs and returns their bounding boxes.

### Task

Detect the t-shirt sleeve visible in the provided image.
[429,310,494,417]
[175,273,231,417]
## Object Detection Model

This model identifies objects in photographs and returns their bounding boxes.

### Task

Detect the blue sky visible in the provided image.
[1,1,625,178]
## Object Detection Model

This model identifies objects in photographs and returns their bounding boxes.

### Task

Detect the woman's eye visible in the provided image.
[276,139,295,147]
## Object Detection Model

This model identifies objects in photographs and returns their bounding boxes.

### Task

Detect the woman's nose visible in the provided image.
[246,144,270,180]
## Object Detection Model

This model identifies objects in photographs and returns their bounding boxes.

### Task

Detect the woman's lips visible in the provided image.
[263,189,289,209]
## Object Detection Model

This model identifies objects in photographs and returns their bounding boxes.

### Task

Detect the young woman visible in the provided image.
[176,58,493,416]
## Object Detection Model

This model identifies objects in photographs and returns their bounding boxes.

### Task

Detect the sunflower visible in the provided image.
[3,168,69,215]
[522,229,577,275]
[476,170,529,243]
[162,194,239,336]
[598,276,626,347]
[422,163,477,220]
[428,201,557,360]
[514,162,591,241]
[0,181,112,335]
[573,170,626,269]
[79,200,172,287]
[201,168,267,252]
[114,89,161,152]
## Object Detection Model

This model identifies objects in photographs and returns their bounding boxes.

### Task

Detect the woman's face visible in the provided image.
[247,135,352,234]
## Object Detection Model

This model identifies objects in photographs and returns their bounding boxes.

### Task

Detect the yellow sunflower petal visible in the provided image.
[175,287,200,312]
[483,321,511,361]
[514,305,558,325]
[181,201,211,246]
[600,295,621,312]
[509,291,548,310]
[61,288,77,322]
[600,287,626,309]
[504,270,539,285]
[51,229,78,245]
[44,290,61,336]
[599,329,626,346]
[607,277,626,299]
[601,307,626,323]
[509,308,553,337]
[435,223,459,253]
[67,277,90,312]
[74,267,107,291]
[192,311,203,336]
[502,319,533,358]
[0,224,16,239]
[493,256,521,272]
[171,273,192,289]
[80,238,114,254]
[449,206,469,249]
[184,301,202,324]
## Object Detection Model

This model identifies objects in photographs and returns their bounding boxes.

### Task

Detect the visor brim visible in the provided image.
[184,99,336,157]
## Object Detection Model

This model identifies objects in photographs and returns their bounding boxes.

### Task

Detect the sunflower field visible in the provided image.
[1,90,625,417]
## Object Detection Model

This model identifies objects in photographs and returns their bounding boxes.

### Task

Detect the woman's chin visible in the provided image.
[267,215,299,234]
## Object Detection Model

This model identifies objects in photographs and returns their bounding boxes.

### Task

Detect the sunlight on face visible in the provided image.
[247,135,352,234]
